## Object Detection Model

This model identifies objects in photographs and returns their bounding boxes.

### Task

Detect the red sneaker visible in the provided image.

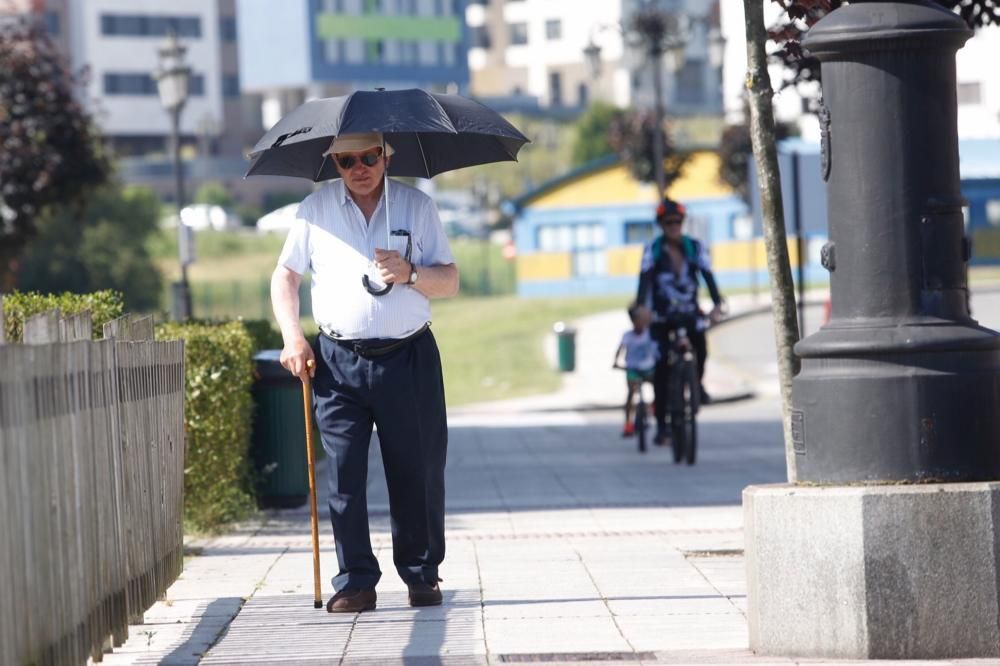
[622,421,635,437]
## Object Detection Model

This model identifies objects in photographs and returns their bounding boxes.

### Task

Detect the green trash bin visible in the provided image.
[251,350,310,508]
[553,322,576,372]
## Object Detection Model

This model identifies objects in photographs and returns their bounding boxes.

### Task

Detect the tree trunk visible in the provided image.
[743,0,801,482]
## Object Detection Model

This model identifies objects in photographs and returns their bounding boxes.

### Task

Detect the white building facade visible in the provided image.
[720,3,1000,141]
[466,0,723,117]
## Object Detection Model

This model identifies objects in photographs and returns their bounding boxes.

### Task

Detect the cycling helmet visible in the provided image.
[656,198,686,222]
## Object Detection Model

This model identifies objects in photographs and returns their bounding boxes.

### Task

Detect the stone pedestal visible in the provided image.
[744,483,1000,659]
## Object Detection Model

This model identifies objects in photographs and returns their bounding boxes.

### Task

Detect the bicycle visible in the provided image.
[664,326,700,465]
[614,364,655,453]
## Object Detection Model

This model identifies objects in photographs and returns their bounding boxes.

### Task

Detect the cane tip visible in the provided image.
[314,600,323,609]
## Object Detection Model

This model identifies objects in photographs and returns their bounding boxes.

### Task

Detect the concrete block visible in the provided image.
[744,482,1000,659]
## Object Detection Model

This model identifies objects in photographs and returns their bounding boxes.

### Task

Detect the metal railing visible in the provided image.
[0,307,186,665]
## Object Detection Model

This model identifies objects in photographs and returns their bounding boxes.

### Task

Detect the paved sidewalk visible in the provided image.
[93,290,999,665]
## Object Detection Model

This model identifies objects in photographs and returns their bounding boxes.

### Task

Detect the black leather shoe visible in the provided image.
[407,581,443,607]
[326,588,376,613]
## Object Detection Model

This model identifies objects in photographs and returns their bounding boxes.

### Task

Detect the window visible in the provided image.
[101,14,201,38]
[675,58,705,105]
[104,72,204,96]
[470,25,491,49]
[187,74,205,96]
[219,16,237,41]
[545,19,561,40]
[987,199,1000,227]
[366,39,384,63]
[624,221,656,245]
[508,22,528,45]
[549,71,562,107]
[577,83,588,108]
[223,74,240,97]
[536,223,607,277]
[44,11,59,35]
[958,82,982,105]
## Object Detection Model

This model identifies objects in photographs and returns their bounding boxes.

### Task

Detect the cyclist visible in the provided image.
[612,302,659,438]
[636,197,725,445]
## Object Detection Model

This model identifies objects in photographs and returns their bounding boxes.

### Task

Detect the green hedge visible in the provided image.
[157,320,257,532]
[1,290,124,342]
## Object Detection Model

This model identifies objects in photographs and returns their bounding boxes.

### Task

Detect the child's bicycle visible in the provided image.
[665,326,700,465]
[614,364,655,453]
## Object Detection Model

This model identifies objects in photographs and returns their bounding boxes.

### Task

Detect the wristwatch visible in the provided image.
[406,263,418,285]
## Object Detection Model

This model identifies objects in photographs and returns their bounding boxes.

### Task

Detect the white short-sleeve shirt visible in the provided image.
[277,179,455,339]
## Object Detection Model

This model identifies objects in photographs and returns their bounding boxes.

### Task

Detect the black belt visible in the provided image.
[321,323,430,358]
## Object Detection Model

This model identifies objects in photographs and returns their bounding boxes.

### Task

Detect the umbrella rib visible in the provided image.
[415,134,432,178]
[314,154,329,182]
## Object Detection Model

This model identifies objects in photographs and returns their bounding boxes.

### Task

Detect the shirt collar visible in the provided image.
[334,178,392,209]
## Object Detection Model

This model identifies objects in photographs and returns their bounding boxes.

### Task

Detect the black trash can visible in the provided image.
[251,350,310,508]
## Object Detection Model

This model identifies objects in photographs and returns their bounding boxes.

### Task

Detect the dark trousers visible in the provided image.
[312,329,448,592]
[650,322,707,430]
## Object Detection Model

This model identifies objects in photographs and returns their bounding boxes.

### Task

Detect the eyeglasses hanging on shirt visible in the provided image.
[363,228,412,296]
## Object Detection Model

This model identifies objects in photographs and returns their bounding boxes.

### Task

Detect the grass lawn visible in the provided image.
[430,294,624,406]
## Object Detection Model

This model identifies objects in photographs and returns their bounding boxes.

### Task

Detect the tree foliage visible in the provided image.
[608,109,688,187]
[15,185,164,312]
[0,17,110,286]
[719,117,795,203]
[571,102,620,166]
[769,0,999,91]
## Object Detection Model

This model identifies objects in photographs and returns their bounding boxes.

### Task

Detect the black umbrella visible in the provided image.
[245,88,530,181]
[245,88,530,296]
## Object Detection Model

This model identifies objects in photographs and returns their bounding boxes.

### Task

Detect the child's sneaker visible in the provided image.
[621,421,635,437]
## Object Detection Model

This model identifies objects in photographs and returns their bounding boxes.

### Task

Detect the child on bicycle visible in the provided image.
[613,303,659,437]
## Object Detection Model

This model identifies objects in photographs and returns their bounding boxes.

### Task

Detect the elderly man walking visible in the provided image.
[270,132,458,613]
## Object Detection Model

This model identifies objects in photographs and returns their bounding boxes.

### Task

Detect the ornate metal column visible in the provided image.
[793,0,1000,482]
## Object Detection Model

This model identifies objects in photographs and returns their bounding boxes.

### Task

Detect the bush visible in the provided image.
[240,318,284,352]
[1,289,124,342]
[156,320,257,532]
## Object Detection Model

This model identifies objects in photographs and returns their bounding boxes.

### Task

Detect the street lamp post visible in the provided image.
[584,6,687,196]
[154,31,193,321]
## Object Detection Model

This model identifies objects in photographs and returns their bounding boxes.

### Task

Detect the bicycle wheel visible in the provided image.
[670,359,698,464]
[683,360,699,465]
[635,397,647,453]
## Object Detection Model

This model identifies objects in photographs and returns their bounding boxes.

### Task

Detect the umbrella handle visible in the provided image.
[301,360,323,609]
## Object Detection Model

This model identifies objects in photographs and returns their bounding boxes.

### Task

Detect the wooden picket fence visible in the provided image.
[0,306,186,665]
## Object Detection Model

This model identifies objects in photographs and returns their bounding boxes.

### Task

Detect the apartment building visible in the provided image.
[16,0,252,158]
[465,0,723,119]
[720,2,1000,141]
[237,0,471,128]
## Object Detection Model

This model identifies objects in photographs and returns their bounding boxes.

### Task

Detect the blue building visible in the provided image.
[236,0,470,105]
[509,151,749,298]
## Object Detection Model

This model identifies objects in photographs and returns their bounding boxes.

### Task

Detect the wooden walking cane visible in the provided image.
[302,359,323,609]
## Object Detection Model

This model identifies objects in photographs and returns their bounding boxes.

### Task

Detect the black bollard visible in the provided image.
[793,0,1000,483]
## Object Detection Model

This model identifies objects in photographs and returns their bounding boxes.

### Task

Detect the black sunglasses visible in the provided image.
[336,148,383,170]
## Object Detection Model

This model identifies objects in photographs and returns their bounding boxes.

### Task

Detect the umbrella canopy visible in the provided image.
[245,88,530,181]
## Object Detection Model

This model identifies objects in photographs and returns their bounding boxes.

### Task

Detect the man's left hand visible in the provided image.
[374,248,411,284]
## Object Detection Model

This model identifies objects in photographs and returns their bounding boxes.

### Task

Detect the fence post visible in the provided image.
[128,315,154,342]
[102,315,131,341]
[23,309,61,345]
[60,311,94,342]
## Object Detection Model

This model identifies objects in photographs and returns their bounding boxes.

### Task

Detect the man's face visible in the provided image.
[333,147,388,197]
[660,216,684,242]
